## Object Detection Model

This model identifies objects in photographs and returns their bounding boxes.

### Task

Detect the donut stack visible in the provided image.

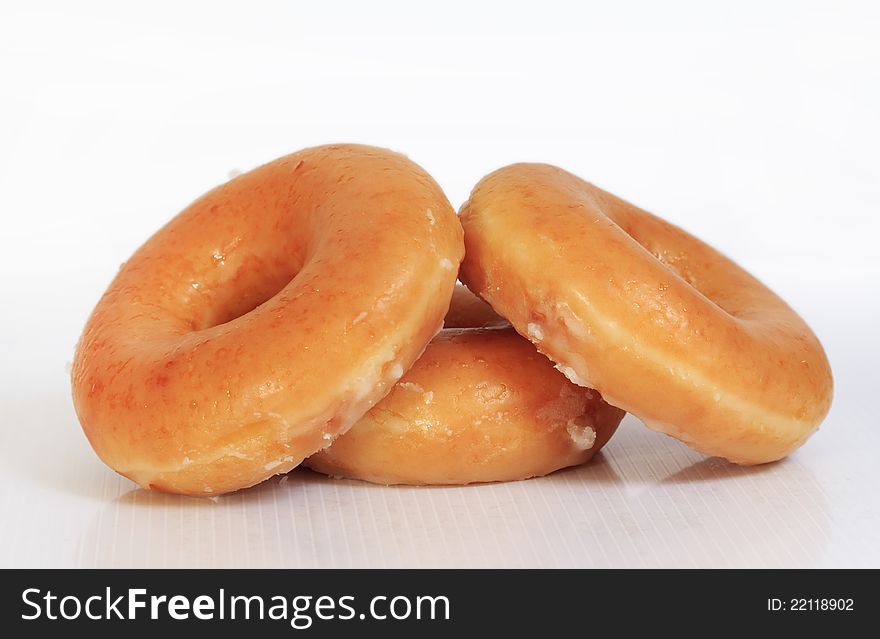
[71,145,832,495]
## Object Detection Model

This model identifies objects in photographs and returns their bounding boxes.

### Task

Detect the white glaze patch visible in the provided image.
[388,363,404,380]
[425,208,436,225]
[566,420,597,450]
[439,258,454,270]
[554,363,591,388]
[353,311,368,325]
[527,323,544,341]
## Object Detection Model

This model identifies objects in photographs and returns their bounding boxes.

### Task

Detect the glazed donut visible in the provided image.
[72,144,464,495]
[305,286,624,485]
[459,164,832,465]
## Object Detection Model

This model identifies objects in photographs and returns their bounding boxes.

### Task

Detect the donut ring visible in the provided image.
[72,144,464,495]
[459,164,832,465]
[305,286,624,485]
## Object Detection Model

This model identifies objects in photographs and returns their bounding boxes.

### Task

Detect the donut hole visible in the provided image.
[601,201,760,322]
[196,251,308,331]
[638,239,763,322]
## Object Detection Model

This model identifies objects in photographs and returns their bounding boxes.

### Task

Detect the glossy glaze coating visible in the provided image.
[459,164,832,464]
[305,287,624,484]
[72,145,464,495]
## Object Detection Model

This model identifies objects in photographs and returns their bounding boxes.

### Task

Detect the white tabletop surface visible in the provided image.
[1,1,879,568]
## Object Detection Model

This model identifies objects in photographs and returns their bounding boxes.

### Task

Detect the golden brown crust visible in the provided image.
[459,163,832,464]
[305,287,624,484]
[71,144,464,495]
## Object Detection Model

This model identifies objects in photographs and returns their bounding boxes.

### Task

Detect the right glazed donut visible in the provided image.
[459,163,833,465]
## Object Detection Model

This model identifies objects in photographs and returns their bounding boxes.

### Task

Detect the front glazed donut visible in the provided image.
[72,144,464,495]
[460,164,832,465]
[305,286,624,485]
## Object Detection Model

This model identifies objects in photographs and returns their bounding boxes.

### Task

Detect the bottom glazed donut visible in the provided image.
[304,287,624,485]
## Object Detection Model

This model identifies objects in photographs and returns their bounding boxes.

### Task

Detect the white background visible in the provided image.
[1,0,878,567]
